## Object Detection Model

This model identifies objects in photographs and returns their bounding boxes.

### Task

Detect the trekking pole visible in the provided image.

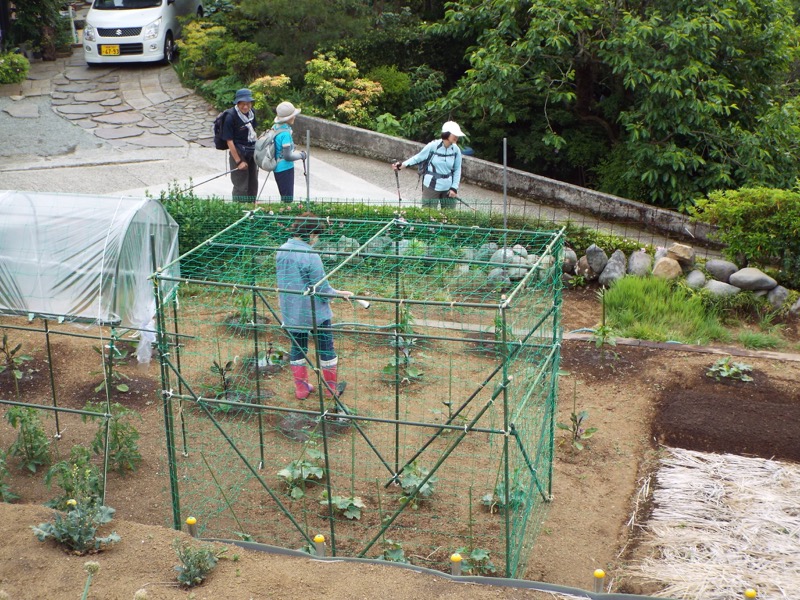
[392,161,402,208]
[255,171,271,203]
[455,196,477,213]
[179,168,237,193]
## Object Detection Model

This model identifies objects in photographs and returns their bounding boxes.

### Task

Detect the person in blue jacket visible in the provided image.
[271,101,306,202]
[277,213,353,401]
[393,121,465,209]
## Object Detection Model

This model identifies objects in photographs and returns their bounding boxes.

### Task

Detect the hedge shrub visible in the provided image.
[0,53,30,85]
[693,187,800,288]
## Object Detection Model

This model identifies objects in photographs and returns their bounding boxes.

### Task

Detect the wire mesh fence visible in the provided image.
[154,211,564,577]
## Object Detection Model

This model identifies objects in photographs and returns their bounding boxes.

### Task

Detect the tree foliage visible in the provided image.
[238,0,373,80]
[429,0,800,211]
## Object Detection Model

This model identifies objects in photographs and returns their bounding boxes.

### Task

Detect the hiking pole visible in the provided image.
[455,196,477,213]
[392,161,402,208]
[179,168,237,193]
[255,171,271,203]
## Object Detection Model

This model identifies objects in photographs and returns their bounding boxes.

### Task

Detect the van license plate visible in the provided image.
[100,45,120,56]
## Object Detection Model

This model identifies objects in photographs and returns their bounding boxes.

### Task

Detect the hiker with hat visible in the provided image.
[222,88,259,202]
[271,101,306,202]
[392,121,465,209]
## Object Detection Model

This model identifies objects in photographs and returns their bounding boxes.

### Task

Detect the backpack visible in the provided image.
[418,141,443,176]
[212,108,233,150]
[254,128,280,172]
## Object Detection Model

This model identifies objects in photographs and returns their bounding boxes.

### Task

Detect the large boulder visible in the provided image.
[705,259,738,283]
[704,280,741,296]
[512,244,528,258]
[729,267,777,291]
[586,244,608,274]
[563,247,578,274]
[506,255,530,280]
[487,268,511,288]
[666,243,695,269]
[575,255,599,281]
[685,270,706,289]
[598,250,627,286]
[476,242,498,262]
[767,285,789,310]
[490,248,517,265]
[627,250,652,276]
[652,257,682,280]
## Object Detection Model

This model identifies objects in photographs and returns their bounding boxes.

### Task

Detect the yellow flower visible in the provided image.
[66,499,77,508]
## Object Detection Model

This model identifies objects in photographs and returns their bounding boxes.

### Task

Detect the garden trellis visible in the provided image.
[154,210,563,578]
[0,190,179,500]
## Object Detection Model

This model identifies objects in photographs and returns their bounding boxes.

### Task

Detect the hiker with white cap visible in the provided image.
[222,88,259,201]
[392,121,465,209]
[271,101,306,202]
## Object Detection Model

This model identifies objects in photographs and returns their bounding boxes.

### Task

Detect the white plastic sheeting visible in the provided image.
[0,191,180,329]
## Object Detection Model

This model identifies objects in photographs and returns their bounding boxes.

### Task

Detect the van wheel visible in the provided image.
[163,33,176,63]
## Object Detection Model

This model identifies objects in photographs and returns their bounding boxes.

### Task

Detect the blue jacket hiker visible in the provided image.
[222,88,259,202]
[276,213,353,401]
[393,121,465,209]
[272,101,306,203]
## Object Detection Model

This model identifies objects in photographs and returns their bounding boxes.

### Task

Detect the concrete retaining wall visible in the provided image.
[294,114,718,247]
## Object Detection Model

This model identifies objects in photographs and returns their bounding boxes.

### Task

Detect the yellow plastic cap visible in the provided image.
[594,569,606,579]
[186,516,197,525]
[744,589,757,599]
[314,534,325,543]
[450,553,463,562]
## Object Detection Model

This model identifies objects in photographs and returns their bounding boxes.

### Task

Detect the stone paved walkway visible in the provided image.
[1,48,217,151]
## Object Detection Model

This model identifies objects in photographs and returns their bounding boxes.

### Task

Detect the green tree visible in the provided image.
[303,52,383,127]
[430,0,800,211]
[238,0,372,80]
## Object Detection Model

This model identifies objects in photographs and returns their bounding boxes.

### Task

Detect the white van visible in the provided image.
[83,0,203,66]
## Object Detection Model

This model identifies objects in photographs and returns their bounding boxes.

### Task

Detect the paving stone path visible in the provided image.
[1,49,217,151]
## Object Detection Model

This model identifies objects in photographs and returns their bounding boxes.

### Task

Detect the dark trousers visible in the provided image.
[421,183,456,209]
[288,320,336,363]
[275,168,295,203]
[229,153,259,202]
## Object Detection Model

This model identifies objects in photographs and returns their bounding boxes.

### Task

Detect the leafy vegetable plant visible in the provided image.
[455,546,498,576]
[0,330,33,396]
[32,499,120,554]
[6,406,51,473]
[706,356,753,382]
[82,402,142,474]
[398,460,436,509]
[173,539,226,587]
[277,441,325,499]
[44,445,103,508]
[320,491,365,520]
[557,382,598,451]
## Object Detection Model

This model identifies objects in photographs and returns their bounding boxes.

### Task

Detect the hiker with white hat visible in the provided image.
[271,101,306,202]
[223,88,260,201]
[392,121,465,209]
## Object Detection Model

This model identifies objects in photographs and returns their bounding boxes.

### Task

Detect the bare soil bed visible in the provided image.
[1,287,799,599]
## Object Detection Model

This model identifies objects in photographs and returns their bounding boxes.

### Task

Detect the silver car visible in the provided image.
[83,0,203,66]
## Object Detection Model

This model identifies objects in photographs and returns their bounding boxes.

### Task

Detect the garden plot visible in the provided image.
[152,213,564,577]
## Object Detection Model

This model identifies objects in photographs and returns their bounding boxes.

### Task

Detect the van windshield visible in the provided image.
[92,0,163,9]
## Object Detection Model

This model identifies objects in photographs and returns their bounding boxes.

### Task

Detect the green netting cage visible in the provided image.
[153,209,564,578]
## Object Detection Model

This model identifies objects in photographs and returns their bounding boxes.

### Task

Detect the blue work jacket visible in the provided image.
[276,237,335,330]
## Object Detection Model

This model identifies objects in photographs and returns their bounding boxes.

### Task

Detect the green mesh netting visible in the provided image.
[154,211,563,578]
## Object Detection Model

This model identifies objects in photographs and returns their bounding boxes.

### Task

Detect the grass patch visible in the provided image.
[736,330,784,350]
[603,277,730,345]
